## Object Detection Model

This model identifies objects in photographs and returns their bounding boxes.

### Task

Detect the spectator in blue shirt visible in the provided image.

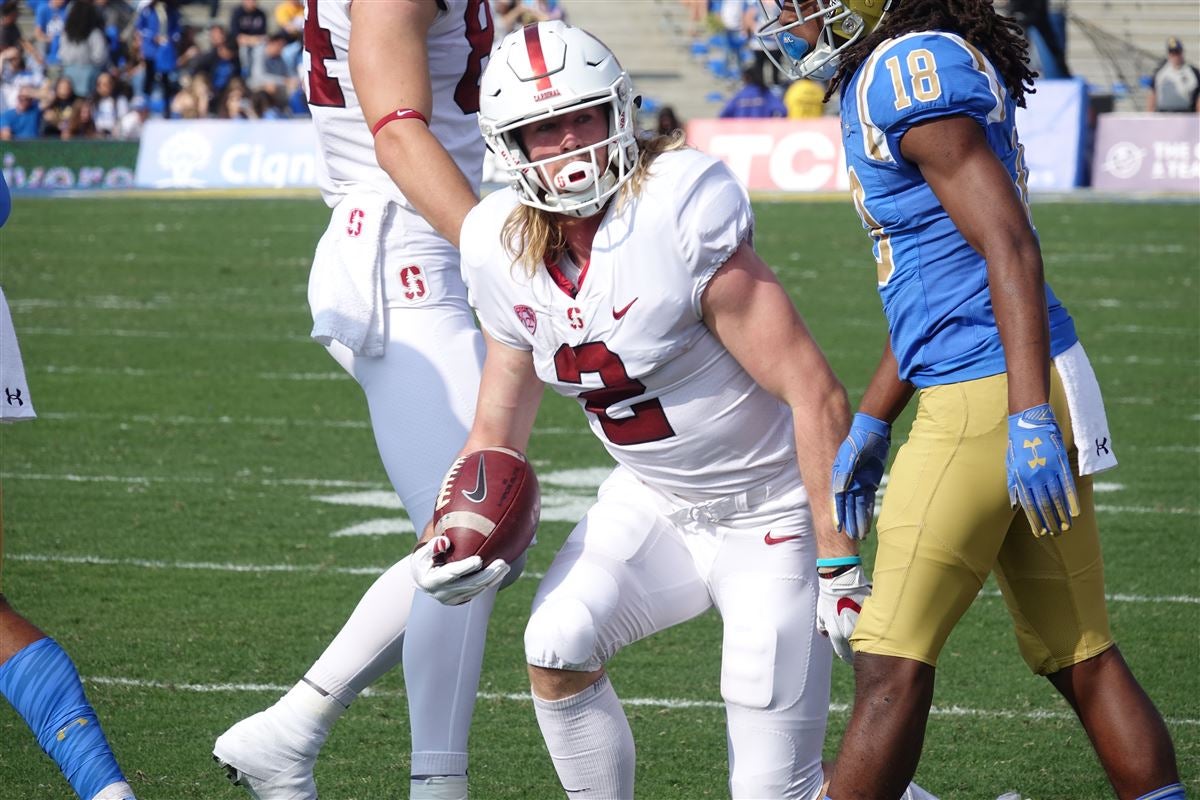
[33,0,68,66]
[0,89,43,138]
[719,67,787,118]
[135,0,180,116]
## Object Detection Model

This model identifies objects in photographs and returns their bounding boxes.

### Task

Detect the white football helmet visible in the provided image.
[479,21,639,218]
[756,0,892,81]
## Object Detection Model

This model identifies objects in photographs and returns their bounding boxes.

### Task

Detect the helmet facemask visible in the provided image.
[756,0,884,81]
[479,21,640,219]
[488,90,638,219]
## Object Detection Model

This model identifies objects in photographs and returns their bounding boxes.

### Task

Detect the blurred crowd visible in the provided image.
[0,0,578,140]
[1,0,308,140]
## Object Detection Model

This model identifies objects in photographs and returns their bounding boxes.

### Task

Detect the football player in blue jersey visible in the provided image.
[757,1,1183,799]
[0,172,137,799]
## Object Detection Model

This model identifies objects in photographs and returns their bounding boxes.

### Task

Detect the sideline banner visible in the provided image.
[685,117,849,192]
[688,85,1089,193]
[1091,113,1200,193]
[136,120,319,189]
[2,141,138,190]
[1015,78,1088,190]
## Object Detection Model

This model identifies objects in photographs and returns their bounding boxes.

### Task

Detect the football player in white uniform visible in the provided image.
[212,2,500,799]
[412,21,879,800]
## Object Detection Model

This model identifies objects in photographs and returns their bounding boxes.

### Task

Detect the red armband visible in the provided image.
[370,108,429,137]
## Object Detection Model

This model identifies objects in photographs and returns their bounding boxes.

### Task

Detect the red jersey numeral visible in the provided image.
[554,342,675,446]
[454,0,493,114]
[304,0,345,107]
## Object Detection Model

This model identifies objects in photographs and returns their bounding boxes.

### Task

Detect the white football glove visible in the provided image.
[411,536,510,606]
[816,565,871,664]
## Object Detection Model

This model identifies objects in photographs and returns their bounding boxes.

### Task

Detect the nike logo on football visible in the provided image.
[764,531,801,546]
[462,455,487,503]
[837,597,862,615]
[612,298,638,319]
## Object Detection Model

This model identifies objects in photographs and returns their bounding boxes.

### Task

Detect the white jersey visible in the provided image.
[302,0,493,210]
[461,149,797,501]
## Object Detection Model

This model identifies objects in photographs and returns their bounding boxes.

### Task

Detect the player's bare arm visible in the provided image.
[416,331,543,547]
[349,0,480,248]
[900,115,1050,414]
[700,241,855,559]
[857,336,915,423]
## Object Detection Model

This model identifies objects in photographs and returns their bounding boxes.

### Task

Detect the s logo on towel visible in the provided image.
[347,208,365,238]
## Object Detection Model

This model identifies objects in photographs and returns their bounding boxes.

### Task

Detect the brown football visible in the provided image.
[431,447,539,567]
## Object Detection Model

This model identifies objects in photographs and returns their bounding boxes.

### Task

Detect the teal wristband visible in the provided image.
[816,556,862,568]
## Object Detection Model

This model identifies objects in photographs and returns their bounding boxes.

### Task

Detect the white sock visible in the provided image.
[405,587,497,778]
[304,556,416,707]
[532,675,635,800]
[904,782,939,800]
[91,782,135,800]
[411,774,468,800]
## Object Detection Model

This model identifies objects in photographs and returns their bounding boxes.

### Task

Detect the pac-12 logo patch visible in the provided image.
[514,304,537,334]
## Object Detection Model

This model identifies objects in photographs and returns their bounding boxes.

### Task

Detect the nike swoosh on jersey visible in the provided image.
[462,455,488,503]
[612,297,638,319]
[1016,418,1043,430]
[763,531,801,545]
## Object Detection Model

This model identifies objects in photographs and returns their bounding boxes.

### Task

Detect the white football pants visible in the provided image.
[306,294,488,778]
[525,466,832,799]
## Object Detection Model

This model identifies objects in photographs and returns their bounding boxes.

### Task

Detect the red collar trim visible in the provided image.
[544,254,590,299]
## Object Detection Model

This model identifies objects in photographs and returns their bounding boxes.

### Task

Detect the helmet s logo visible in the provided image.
[514,304,538,334]
[534,88,561,102]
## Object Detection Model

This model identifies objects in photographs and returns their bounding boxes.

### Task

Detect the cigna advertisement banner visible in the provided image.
[136,120,319,189]
[1091,113,1200,193]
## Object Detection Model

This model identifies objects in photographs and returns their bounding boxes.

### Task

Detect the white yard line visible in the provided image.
[10,554,1199,606]
[84,676,1199,725]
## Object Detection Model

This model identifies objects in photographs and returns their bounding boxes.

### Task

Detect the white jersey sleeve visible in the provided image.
[459,189,532,351]
[658,152,755,316]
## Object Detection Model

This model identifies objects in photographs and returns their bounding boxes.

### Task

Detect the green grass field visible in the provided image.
[0,195,1196,800]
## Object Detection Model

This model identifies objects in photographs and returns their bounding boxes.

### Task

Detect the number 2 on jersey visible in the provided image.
[554,342,675,446]
[884,48,942,111]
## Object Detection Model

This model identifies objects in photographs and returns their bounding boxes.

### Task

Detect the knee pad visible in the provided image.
[525,596,600,671]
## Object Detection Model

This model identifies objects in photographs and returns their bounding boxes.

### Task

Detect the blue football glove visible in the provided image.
[831,413,891,540]
[1006,403,1081,537]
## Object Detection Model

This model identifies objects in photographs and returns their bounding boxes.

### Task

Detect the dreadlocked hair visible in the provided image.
[501,129,687,276]
[827,0,1038,107]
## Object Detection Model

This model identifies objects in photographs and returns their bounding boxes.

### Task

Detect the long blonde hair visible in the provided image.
[500,130,688,275]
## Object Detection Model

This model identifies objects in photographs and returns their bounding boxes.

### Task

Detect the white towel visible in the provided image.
[1053,340,1117,476]
[0,286,37,422]
[308,192,391,357]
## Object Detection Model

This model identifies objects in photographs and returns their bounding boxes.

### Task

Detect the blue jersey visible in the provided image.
[840,31,1076,388]
[0,169,10,228]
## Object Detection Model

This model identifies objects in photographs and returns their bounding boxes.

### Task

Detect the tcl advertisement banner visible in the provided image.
[685,118,849,193]
[1091,113,1200,193]
[689,81,1089,193]
[136,120,319,189]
